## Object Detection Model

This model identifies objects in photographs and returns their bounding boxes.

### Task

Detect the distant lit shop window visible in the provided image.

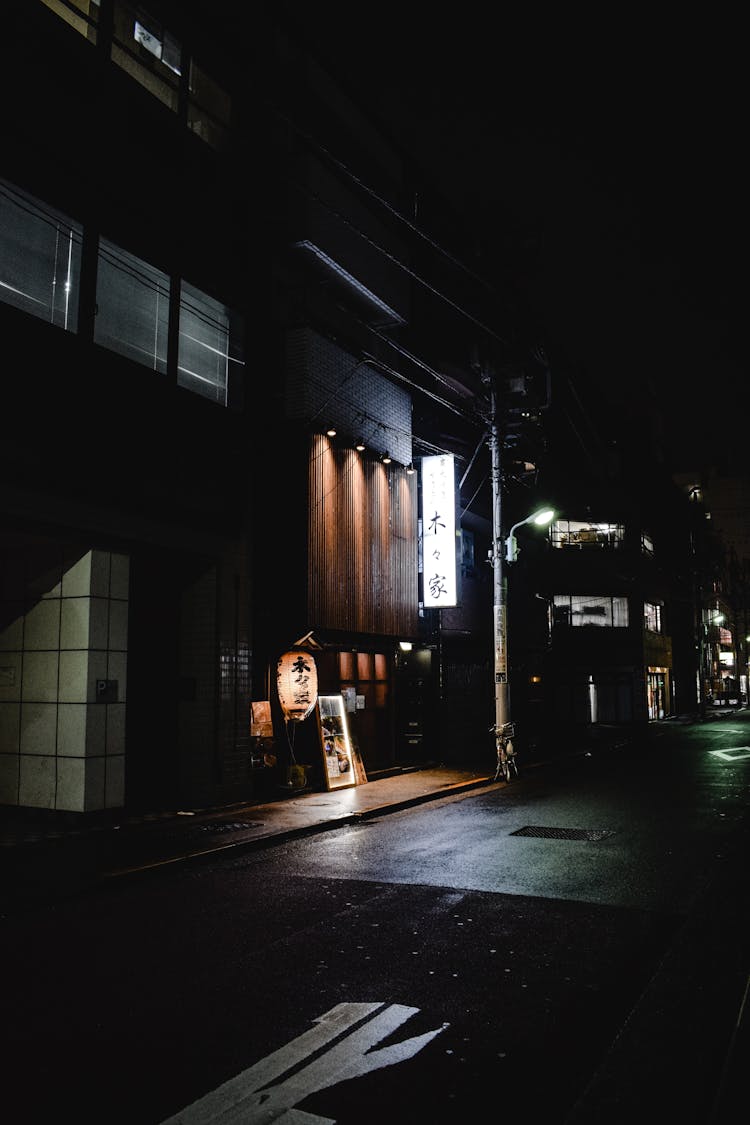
[0,178,81,331]
[551,520,624,549]
[111,1,181,111]
[188,60,231,150]
[40,0,99,43]
[644,601,663,633]
[95,238,170,372]
[178,281,244,406]
[553,594,629,627]
[719,626,733,647]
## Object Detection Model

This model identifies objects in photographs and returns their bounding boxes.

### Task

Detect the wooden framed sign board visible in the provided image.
[317,694,366,790]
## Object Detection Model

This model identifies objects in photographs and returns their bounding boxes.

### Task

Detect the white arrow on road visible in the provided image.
[160,1002,448,1124]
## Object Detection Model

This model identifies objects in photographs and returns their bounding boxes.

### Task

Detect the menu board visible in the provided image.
[317,694,359,790]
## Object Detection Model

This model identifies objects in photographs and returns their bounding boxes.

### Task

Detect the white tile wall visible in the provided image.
[56,702,87,756]
[56,755,86,812]
[57,703,106,756]
[20,702,57,754]
[89,551,111,598]
[21,651,59,702]
[60,597,90,649]
[18,753,56,808]
[3,549,129,811]
[58,650,89,703]
[0,702,20,752]
[0,752,19,803]
[106,652,127,700]
[106,703,126,755]
[0,653,22,702]
[60,553,91,598]
[24,599,61,649]
[89,598,109,650]
[0,615,23,650]
[83,755,106,812]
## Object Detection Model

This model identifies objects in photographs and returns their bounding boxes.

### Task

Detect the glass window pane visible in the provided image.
[188,60,231,149]
[112,2,180,111]
[612,597,629,627]
[0,178,81,331]
[95,238,170,372]
[41,0,99,43]
[178,281,243,406]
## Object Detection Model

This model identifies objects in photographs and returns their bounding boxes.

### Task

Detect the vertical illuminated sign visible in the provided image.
[421,454,457,607]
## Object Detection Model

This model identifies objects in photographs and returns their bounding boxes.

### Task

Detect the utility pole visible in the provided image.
[486,376,510,734]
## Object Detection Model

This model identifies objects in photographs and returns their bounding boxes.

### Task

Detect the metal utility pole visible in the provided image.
[487,379,510,734]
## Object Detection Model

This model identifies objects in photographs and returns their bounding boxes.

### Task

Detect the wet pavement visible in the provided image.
[0,762,500,899]
[0,715,746,1123]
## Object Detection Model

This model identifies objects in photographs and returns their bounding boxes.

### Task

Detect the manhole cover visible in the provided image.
[511,825,614,842]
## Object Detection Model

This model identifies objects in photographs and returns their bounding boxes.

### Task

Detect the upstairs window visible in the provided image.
[178,282,244,406]
[553,594,629,627]
[95,238,170,371]
[111,2,182,112]
[41,1,231,149]
[644,601,663,633]
[188,60,232,150]
[551,519,624,549]
[641,531,654,556]
[40,0,99,44]
[0,179,81,332]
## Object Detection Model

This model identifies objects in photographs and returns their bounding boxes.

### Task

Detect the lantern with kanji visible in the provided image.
[276,649,318,723]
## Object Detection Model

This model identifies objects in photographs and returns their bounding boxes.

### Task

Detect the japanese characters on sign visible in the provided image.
[420,454,457,607]
[276,649,318,722]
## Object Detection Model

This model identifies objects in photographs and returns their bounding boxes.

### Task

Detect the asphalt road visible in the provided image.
[1,717,748,1123]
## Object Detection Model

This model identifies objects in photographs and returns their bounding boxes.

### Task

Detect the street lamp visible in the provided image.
[505,508,556,564]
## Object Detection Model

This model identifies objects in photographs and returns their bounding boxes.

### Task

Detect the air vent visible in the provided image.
[511,825,614,842]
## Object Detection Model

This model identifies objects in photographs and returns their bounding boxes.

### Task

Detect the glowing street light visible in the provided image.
[505,508,556,563]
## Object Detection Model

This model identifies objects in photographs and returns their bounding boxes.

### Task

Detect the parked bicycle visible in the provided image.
[491,721,518,782]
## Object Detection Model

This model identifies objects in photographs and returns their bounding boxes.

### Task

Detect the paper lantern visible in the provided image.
[276,649,318,722]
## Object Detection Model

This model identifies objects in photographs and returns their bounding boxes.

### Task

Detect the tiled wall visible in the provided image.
[285,326,413,466]
[0,549,128,812]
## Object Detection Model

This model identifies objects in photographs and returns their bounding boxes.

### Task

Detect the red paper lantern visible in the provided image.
[276,649,318,722]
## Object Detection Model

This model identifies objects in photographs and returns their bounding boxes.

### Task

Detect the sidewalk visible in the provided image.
[0,762,502,906]
[0,714,730,893]
[0,712,741,879]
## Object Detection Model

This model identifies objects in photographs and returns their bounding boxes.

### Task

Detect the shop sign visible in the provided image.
[421,453,457,606]
[276,649,318,722]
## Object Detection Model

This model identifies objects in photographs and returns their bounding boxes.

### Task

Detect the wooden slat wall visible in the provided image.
[308,434,419,636]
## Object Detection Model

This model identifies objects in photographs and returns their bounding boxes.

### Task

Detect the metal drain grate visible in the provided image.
[196,821,264,834]
[511,825,614,842]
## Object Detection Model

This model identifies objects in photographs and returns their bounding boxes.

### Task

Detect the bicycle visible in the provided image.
[491,722,518,782]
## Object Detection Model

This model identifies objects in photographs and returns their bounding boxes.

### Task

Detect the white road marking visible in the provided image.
[709,746,750,761]
[160,1003,447,1124]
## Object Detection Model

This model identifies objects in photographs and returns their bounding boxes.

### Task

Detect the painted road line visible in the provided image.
[160,1002,447,1124]
[709,747,750,760]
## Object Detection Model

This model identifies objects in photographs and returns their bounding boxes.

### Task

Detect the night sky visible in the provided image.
[278,4,749,475]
